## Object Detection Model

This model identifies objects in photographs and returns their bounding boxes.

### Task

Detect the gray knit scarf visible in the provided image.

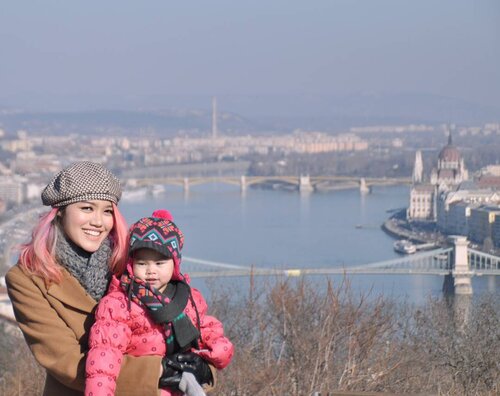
[55,229,112,302]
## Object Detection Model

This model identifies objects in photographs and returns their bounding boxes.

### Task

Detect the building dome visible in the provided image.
[429,131,468,187]
[438,133,461,162]
[439,145,461,162]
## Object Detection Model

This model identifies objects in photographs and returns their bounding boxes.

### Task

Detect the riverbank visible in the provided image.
[381,209,448,246]
[380,210,500,257]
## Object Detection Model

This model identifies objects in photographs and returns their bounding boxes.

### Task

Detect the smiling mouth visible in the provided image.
[83,229,101,237]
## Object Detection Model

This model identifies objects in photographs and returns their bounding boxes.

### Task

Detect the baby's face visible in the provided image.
[132,248,174,292]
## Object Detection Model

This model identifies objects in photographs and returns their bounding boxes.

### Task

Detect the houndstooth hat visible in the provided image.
[41,161,122,207]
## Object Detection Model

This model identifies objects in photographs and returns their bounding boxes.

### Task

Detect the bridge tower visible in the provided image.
[360,178,370,194]
[299,175,313,193]
[447,236,473,295]
[240,175,247,193]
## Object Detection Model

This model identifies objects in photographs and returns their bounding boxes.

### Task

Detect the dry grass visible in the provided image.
[1,276,498,396]
[0,324,45,395]
[210,276,499,396]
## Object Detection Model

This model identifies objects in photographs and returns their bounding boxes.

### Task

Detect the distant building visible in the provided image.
[476,165,500,189]
[477,175,500,189]
[436,187,500,235]
[0,175,26,205]
[407,132,468,222]
[26,182,46,201]
[0,161,11,175]
[444,201,472,236]
[478,165,500,177]
[493,215,500,248]
[468,205,500,247]
[11,152,60,176]
[429,133,468,186]
[407,184,436,221]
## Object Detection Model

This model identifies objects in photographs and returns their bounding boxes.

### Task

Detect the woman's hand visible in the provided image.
[159,356,183,389]
[175,352,213,386]
[159,352,213,389]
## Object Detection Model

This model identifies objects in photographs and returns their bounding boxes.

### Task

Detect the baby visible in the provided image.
[85,210,233,395]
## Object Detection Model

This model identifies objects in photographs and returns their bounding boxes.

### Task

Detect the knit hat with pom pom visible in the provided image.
[128,209,185,280]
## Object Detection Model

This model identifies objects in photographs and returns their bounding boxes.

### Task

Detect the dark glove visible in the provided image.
[176,352,213,386]
[159,356,183,390]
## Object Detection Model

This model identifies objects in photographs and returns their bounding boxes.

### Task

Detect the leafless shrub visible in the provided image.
[2,276,498,396]
[210,276,499,396]
[0,323,45,395]
[410,295,499,396]
[211,276,409,395]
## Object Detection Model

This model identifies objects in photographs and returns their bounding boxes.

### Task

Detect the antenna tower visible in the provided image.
[211,96,218,139]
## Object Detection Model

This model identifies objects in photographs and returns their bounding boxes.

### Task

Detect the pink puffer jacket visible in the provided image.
[85,276,233,396]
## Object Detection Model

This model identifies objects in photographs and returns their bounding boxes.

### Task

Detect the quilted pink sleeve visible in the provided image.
[190,289,234,370]
[85,295,132,396]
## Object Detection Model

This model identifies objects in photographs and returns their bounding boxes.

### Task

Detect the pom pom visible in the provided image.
[152,209,173,221]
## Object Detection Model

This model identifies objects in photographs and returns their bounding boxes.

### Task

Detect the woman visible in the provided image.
[6,162,214,396]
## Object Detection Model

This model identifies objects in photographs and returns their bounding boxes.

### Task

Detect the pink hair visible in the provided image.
[109,204,128,276]
[18,203,129,283]
[18,208,60,282]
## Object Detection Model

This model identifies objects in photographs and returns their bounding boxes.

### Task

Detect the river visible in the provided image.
[119,183,498,304]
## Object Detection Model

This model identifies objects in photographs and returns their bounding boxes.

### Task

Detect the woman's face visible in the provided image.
[60,200,114,253]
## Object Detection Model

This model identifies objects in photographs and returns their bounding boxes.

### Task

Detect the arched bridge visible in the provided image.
[126,175,411,192]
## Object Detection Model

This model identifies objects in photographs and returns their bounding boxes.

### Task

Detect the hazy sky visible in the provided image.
[1,0,499,111]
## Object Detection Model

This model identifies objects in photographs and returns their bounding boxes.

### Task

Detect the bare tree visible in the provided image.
[0,323,45,395]
[2,276,498,396]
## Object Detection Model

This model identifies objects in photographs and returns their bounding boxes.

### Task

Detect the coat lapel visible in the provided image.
[47,270,96,313]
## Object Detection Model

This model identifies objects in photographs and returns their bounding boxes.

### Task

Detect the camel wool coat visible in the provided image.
[6,264,163,396]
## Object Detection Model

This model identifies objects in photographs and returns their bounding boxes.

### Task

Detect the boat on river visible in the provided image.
[393,240,417,254]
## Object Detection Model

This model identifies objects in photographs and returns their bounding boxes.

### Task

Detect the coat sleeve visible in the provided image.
[85,294,132,396]
[190,288,234,370]
[6,267,162,396]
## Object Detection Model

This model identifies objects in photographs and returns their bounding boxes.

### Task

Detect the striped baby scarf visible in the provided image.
[120,272,200,355]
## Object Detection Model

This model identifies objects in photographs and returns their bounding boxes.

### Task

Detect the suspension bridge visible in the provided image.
[1,237,499,324]
[182,236,500,295]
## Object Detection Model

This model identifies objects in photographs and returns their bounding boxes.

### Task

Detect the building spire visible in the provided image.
[211,96,218,139]
[412,150,423,183]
